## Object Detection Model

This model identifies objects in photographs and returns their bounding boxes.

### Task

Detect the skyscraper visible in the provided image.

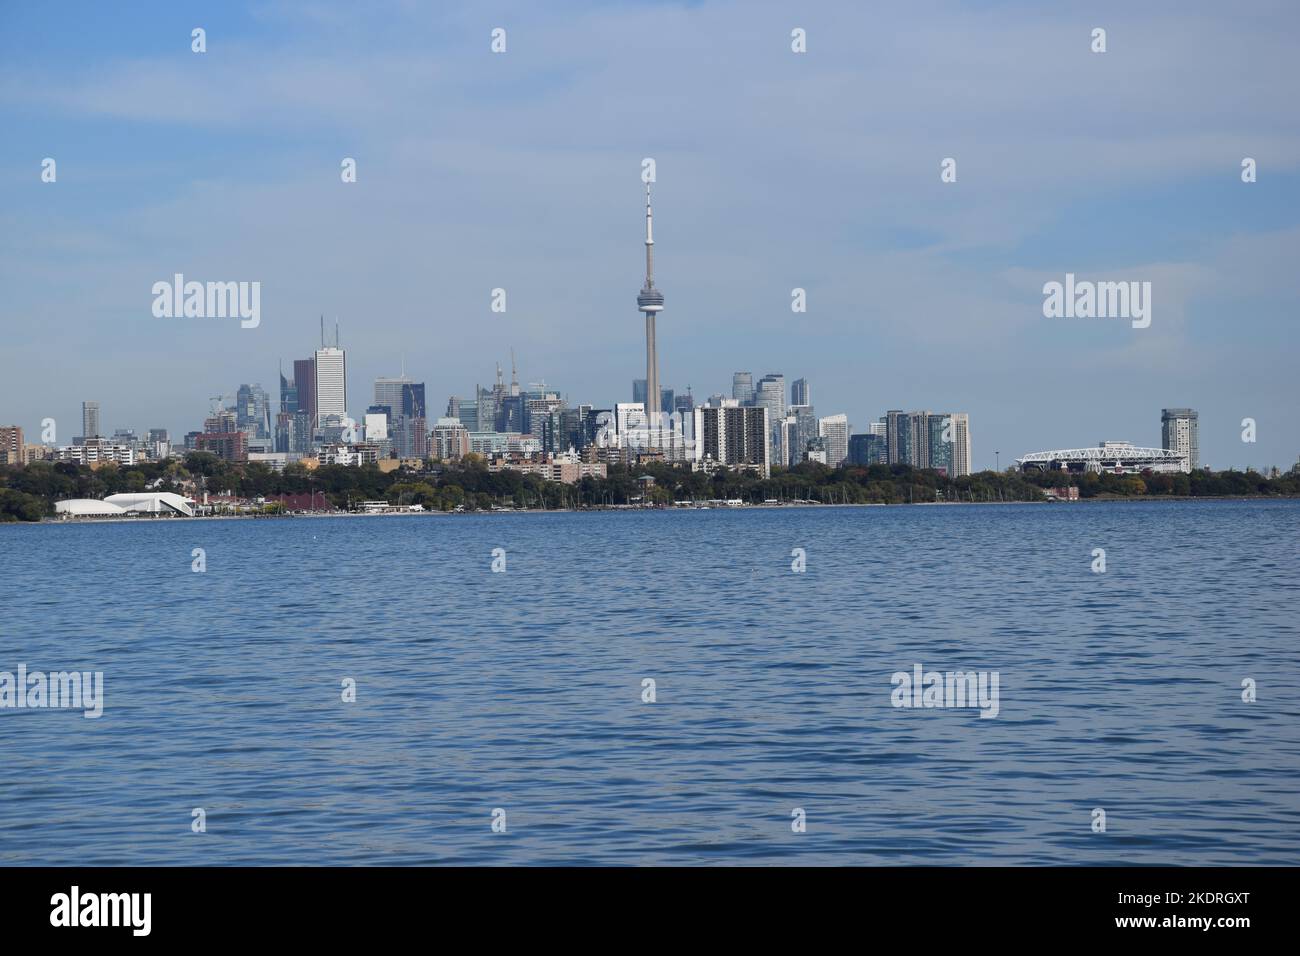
[279,366,298,415]
[948,413,972,477]
[693,404,770,477]
[1161,408,1198,471]
[82,401,100,439]
[636,182,665,431]
[791,378,810,407]
[374,376,412,417]
[848,432,887,466]
[788,404,819,465]
[236,384,271,439]
[818,414,849,467]
[732,372,754,405]
[293,358,317,427]
[927,415,952,476]
[314,347,347,423]
[754,375,786,463]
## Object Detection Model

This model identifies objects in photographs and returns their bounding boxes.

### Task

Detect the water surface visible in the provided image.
[1,500,1297,865]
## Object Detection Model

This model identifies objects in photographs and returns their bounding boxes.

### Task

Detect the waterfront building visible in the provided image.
[848,432,887,466]
[693,404,770,478]
[1161,408,1199,472]
[818,413,850,467]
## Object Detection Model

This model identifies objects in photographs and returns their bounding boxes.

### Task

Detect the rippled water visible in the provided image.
[1,500,1297,865]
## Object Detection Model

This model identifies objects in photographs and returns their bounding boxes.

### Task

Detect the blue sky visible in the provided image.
[2,0,1297,469]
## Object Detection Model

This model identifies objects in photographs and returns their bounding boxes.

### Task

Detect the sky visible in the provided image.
[1,0,1297,470]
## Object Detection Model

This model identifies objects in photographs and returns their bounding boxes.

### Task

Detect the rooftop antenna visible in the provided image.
[320,315,325,347]
[510,348,520,396]
[335,319,339,347]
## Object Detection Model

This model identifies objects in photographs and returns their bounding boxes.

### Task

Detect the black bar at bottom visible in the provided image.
[0,866,1280,941]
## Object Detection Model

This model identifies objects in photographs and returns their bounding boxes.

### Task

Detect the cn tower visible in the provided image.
[636,181,665,433]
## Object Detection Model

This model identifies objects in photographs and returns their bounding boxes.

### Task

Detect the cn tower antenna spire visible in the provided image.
[644,180,655,288]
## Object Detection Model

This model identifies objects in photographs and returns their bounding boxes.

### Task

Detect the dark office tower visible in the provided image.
[848,433,887,466]
[279,367,298,415]
[583,408,611,447]
[926,415,953,476]
[446,396,461,419]
[274,412,293,453]
[791,378,810,407]
[560,407,585,451]
[660,388,674,416]
[674,392,695,415]
[401,382,426,419]
[885,410,911,465]
[236,384,272,439]
[293,358,317,428]
[476,383,498,434]
[496,395,525,433]
[632,378,648,406]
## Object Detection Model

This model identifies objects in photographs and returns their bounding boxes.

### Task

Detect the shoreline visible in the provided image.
[14,493,1300,525]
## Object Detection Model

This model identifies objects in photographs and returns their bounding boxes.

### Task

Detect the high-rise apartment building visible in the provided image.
[754,374,786,464]
[948,413,972,477]
[82,401,100,439]
[0,425,23,465]
[787,404,819,465]
[818,414,849,467]
[885,410,910,465]
[884,409,971,475]
[432,418,470,461]
[1161,408,1198,472]
[927,415,952,476]
[693,404,770,478]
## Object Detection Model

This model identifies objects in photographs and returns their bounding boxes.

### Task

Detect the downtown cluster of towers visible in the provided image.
[4,184,974,478]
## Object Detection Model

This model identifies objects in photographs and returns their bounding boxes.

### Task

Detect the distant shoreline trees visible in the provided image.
[2,454,1297,522]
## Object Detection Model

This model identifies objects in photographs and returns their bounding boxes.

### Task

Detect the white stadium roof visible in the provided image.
[56,493,196,518]
[104,492,195,517]
[55,499,128,516]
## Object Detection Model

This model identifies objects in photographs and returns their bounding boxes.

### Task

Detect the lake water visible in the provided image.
[1,500,1297,865]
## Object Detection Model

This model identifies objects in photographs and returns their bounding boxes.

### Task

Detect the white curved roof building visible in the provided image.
[55,499,128,517]
[1017,441,1188,475]
[104,492,195,517]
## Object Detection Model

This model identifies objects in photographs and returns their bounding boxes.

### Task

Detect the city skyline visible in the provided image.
[2,2,1297,470]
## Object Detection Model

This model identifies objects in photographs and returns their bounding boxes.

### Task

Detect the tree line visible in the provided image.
[2,452,1298,521]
